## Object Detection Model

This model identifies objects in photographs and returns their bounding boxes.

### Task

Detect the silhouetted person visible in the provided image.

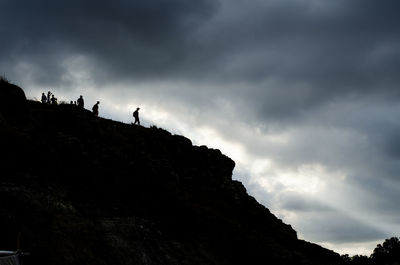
[77,95,84,108]
[92,101,100,116]
[41,93,47,103]
[51,95,57,105]
[133,107,140,125]
[47,91,51,104]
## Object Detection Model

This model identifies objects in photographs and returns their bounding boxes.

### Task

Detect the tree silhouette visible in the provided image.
[342,254,373,265]
[341,237,400,265]
[371,237,400,265]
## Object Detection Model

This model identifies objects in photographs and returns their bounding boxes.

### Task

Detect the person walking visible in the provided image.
[133,107,140,125]
[41,93,47,103]
[92,101,100,116]
[77,95,84,108]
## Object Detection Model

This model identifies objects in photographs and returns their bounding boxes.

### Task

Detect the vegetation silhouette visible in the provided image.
[372,237,400,265]
[341,237,400,265]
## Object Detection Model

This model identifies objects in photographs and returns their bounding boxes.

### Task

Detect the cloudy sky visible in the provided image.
[2,0,400,256]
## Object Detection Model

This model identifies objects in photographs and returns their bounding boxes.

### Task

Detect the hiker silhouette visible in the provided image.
[77,95,84,108]
[51,95,57,105]
[47,91,51,104]
[92,101,100,116]
[41,93,47,103]
[133,107,140,125]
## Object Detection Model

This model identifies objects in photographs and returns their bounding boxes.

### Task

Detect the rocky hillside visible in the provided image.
[0,79,343,265]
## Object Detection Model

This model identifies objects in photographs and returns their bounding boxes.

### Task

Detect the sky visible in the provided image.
[1,0,400,256]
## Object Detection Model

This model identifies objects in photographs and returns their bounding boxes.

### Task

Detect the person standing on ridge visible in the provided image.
[50,94,57,105]
[47,91,51,104]
[92,101,100,116]
[77,95,84,108]
[41,93,47,103]
[133,107,140,125]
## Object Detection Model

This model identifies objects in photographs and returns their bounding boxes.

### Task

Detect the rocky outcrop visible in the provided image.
[0,79,343,265]
[0,77,26,123]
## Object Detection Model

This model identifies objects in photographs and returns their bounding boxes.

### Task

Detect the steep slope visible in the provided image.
[0,79,343,265]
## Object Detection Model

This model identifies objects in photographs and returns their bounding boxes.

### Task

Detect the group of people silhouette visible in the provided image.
[41,91,58,105]
[40,93,140,125]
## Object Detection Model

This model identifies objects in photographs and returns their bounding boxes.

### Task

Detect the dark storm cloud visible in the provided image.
[0,0,219,84]
[2,0,400,252]
[2,0,400,99]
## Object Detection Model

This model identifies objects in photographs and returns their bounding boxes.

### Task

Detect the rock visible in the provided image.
[0,78,27,124]
[0,84,343,265]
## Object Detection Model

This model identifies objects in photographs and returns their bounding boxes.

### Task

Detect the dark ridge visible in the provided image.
[0,80,343,265]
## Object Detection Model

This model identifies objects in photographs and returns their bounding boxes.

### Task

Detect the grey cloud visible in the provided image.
[273,192,387,243]
[1,0,219,84]
[2,0,400,129]
[2,0,400,253]
[297,211,387,243]
[3,0,400,97]
[277,192,331,213]
[233,168,383,244]
[344,175,400,217]
[208,0,400,121]
[243,184,386,244]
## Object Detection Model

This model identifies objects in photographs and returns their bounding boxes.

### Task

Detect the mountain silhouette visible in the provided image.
[0,78,343,265]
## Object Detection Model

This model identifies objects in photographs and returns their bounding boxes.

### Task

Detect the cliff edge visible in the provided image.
[0,79,342,265]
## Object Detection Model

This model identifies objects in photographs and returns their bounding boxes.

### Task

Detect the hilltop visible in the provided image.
[0,79,343,265]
